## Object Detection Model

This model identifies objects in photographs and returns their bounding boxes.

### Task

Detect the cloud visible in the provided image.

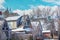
[13,9,24,16]
[13,9,33,16]
[0,0,5,9]
[0,0,5,4]
[13,5,60,19]
[42,0,60,5]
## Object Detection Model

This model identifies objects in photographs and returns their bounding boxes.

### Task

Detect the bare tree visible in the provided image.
[57,6,60,40]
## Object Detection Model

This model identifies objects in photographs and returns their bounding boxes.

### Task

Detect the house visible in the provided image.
[31,20,43,40]
[5,16,20,29]
[31,21,51,38]
[42,30,51,38]
[0,11,11,40]
[16,15,33,34]
[17,15,32,28]
[3,8,19,18]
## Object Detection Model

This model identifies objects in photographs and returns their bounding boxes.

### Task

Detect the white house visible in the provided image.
[5,16,20,29]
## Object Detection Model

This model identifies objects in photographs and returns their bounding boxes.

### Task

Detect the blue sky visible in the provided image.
[0,0,60,10]
[3,0,57,10]
[0,0,60,15]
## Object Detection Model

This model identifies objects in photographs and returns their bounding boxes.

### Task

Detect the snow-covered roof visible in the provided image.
[12,28,33,32]
[5,16,20,21]
[12,27,25,32]
[24,28,32,32]
[42,30,50,33]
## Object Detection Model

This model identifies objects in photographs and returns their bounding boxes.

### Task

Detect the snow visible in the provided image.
[12,27,25,32]
[24,28,32,32]
[12,28,33,32]
[42,30,50,33]
[5,16,20,21]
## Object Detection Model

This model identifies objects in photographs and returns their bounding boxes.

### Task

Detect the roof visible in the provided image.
[12,28,32,32]
[9,13,19,17]
[17,16,23,27]
[3,9,19,18]
[42,30,50,33]
[12,27,25,32]
[5,16,20,21]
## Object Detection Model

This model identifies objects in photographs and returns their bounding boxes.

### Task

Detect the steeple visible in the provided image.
[9,8,12,13]
[6,7,9,13]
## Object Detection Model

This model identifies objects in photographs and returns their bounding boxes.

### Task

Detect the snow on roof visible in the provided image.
[12,27,25,32]
[5,16,20,21]
[42,30,50,33]
[24,28,32,32]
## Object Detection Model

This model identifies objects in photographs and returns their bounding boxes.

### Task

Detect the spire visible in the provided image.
[9,8,12,13]
[10,8,11,11]
[5,7,9,13]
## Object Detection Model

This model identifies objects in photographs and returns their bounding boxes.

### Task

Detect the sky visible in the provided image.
[0,0,60,15]
[4,0,56,10]
[0,0,60,10]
